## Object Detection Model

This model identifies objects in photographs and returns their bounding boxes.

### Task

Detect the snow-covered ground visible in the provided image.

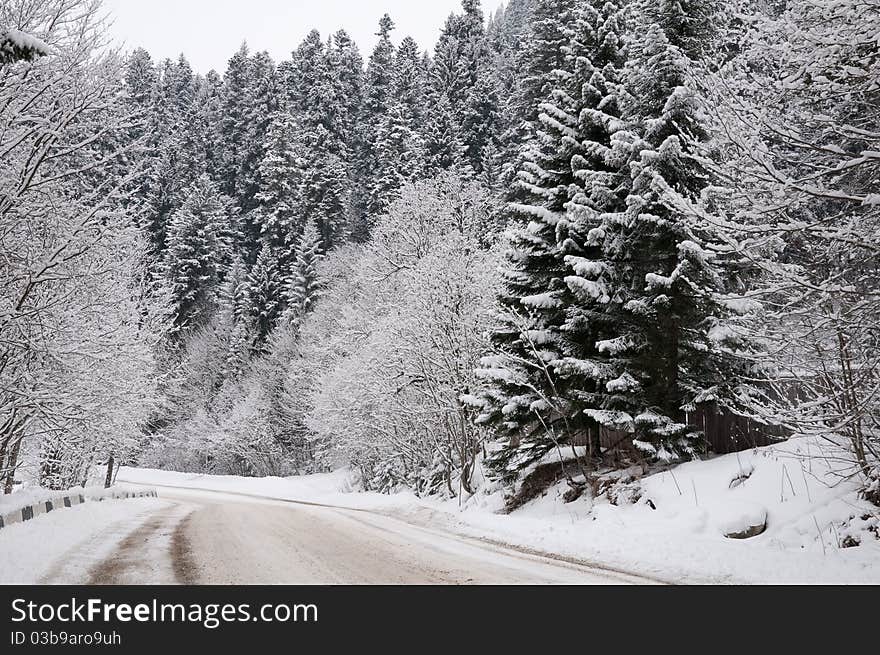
[0,483,155,516]
[0,497,171,583]
[119,436,880,584]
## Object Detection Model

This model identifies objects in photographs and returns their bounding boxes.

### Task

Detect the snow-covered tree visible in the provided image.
[162,175,234,330]
[0,29,49,64]
[307,174,502,493]
[0,0,164,491]
[586,0,759,462]
[430,0,497,173]
[696,0,880,501]
[477,0,629,469]
[254,110,305,269]
[282,220,323,330]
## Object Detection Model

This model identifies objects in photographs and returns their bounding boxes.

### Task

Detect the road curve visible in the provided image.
[64,486,655,585]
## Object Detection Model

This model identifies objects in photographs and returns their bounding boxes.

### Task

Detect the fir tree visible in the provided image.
[254,110,304,270]
[124,48,158,108]
[357,14,398,229]
[219,43,279,220]
[239,50,279,216]
[423,91,468,176]
[328,30,365,149]
[393,36,427,129]
[218,255,255,377]
[366,104,426,216]
[219,43,252,201]
[585,0,756,460]
[476,0,629,467]
[294,125,351,250]
[363,15,397,135]
[431,0,496,173]
[504,0,575,192]
[282,220,323,330]
[163,175,235,331]
[248,242,282,343]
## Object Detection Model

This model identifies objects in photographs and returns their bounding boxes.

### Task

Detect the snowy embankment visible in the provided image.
[0,483,157,520]
[120,436,879,584]
[0,483,164,583]
[0,496,170,583]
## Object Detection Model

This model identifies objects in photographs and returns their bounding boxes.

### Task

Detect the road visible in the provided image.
[38,486,653,585]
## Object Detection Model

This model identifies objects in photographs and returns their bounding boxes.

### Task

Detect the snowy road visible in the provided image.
[43,486,647,584]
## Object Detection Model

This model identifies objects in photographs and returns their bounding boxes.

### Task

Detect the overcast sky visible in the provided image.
[103,0,502,74]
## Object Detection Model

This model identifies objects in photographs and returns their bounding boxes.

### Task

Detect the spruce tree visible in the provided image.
[124,48,158,109]
[328,30,364,150]
[486,0,534,175]
[586,0,756,461]
[423,91,469,176]
[476,0,629,468]
[367,104,426,216]
[431,0,496,173]
[393,36,427,129]
[219,43,252,201]
[254,110,304,270]
[504,0,575,192]
[239,50,279,216]
[248,242,282,343]
[162,175,234,331]
[357,15,398,225]
[282,220,323,330]
[218,255,255,377]
[294,125,351,250]
[363,15,397,137]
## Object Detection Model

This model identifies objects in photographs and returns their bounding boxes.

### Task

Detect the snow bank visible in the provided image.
[0,486,82,516]
[119,436,880,584]
[119,467,359,503]
[0,483,155,517]
[0,498,169,584]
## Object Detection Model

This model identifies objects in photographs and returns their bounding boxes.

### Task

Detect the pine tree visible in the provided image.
[476,0,629,467]
[367,104,426,216]
[430,0,497,173]
[254,110,304,270]
[282,220,323,330]
[247,241,282,343]
[162,175,234,331]
[587,0,755,460]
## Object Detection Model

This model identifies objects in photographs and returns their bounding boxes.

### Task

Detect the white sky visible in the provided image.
[103,0,503,74]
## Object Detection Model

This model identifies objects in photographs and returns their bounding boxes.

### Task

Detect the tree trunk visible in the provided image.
[4,435,22,494]
[104,455,115,489]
